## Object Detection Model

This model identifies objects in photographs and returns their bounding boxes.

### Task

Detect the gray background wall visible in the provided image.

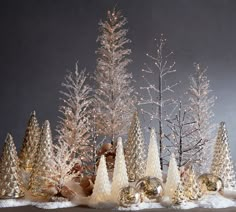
[0,0,235,160]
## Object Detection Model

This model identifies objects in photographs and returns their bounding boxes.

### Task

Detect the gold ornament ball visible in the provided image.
[135,176,164,202]
[197,174,224,194]
[119,186,140,207]
[101,143,113,153]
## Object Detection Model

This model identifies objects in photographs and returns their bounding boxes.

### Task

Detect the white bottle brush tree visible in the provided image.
[139,35,179,169]
[57,63,95,175]
[90,155,111,204]
[165,153,181,199]
[145,128,162,181]
[111,137,129,203]
[188,63,216,173]
[95,8,136,144]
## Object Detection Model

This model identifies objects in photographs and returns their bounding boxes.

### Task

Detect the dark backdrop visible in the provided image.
[0,0,235,160]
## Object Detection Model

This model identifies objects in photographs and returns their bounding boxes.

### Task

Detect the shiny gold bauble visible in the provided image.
[135,176,164,202]
[101,143,113,153]
[119,186,140,207]
[197,173,224,194]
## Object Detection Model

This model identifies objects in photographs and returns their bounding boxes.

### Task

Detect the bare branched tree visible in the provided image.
[139,35,179,169]
[166,101,203,167]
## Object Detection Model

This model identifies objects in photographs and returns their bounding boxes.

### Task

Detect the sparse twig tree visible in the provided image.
[139,35,179,169]
[166,101,203,167]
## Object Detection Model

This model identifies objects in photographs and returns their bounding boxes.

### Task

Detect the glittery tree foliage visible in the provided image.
[19,111,40,173]
[172,181,187,205]
[95,8,136,143]
[29,120,55,198]
[188,63,216,173]
[126,112,146,182]
[0,134,24,199]
[145,128,162,181]
[57,64,95,175]
[183,166,202,200]
[211,122,236,189]
[50,140,80,193]
[111,137,129,203]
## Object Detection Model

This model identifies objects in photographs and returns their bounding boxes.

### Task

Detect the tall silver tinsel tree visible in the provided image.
[126,112,146,182]
[188,63,216,173]
[211,122,236,189]
[95,8,136,144]
[57,64,95,175]
[139,36,179,169]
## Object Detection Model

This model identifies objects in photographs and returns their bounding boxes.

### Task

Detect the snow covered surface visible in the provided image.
[0,193,236,210]
[118,202,163,210]
[198,194,236,208]
[32,201,78,209]
[0,199,31,208]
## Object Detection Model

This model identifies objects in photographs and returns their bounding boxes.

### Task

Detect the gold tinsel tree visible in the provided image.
[29,120,55,198]
[126,112,146,182]
[0,134,24,199]
[172,181,187,205]
[19,111,40,187]
[211,122,236,189]
[183,166,202,200]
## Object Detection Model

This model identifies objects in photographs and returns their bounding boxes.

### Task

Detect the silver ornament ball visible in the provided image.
[197,173,224,194]
[119,186,140,207]
[135,176,164,202]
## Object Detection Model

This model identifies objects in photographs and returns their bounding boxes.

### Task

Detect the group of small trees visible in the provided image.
[2,6,235,201]
[57,7,232,178]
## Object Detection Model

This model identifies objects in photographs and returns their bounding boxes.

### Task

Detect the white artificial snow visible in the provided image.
[198,194,236,208]
[1,192,236,210]
[33,201,78,209]
[0,199,31,208]
[173,201,198,210]
[118,202,163,211]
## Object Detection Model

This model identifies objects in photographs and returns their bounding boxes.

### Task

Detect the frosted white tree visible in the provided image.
[166,101,202,167]
[95,8,136,144]
[188,63,216,173]
[145,128,162,181]
[48,140,80,196]
[111,137,129,203]
[91,155,111,204]
[139,35,179,169]
[165,153,181,199]
[57,63,95,175]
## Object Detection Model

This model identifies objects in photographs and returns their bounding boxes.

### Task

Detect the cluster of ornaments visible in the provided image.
[0,110,235,209]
